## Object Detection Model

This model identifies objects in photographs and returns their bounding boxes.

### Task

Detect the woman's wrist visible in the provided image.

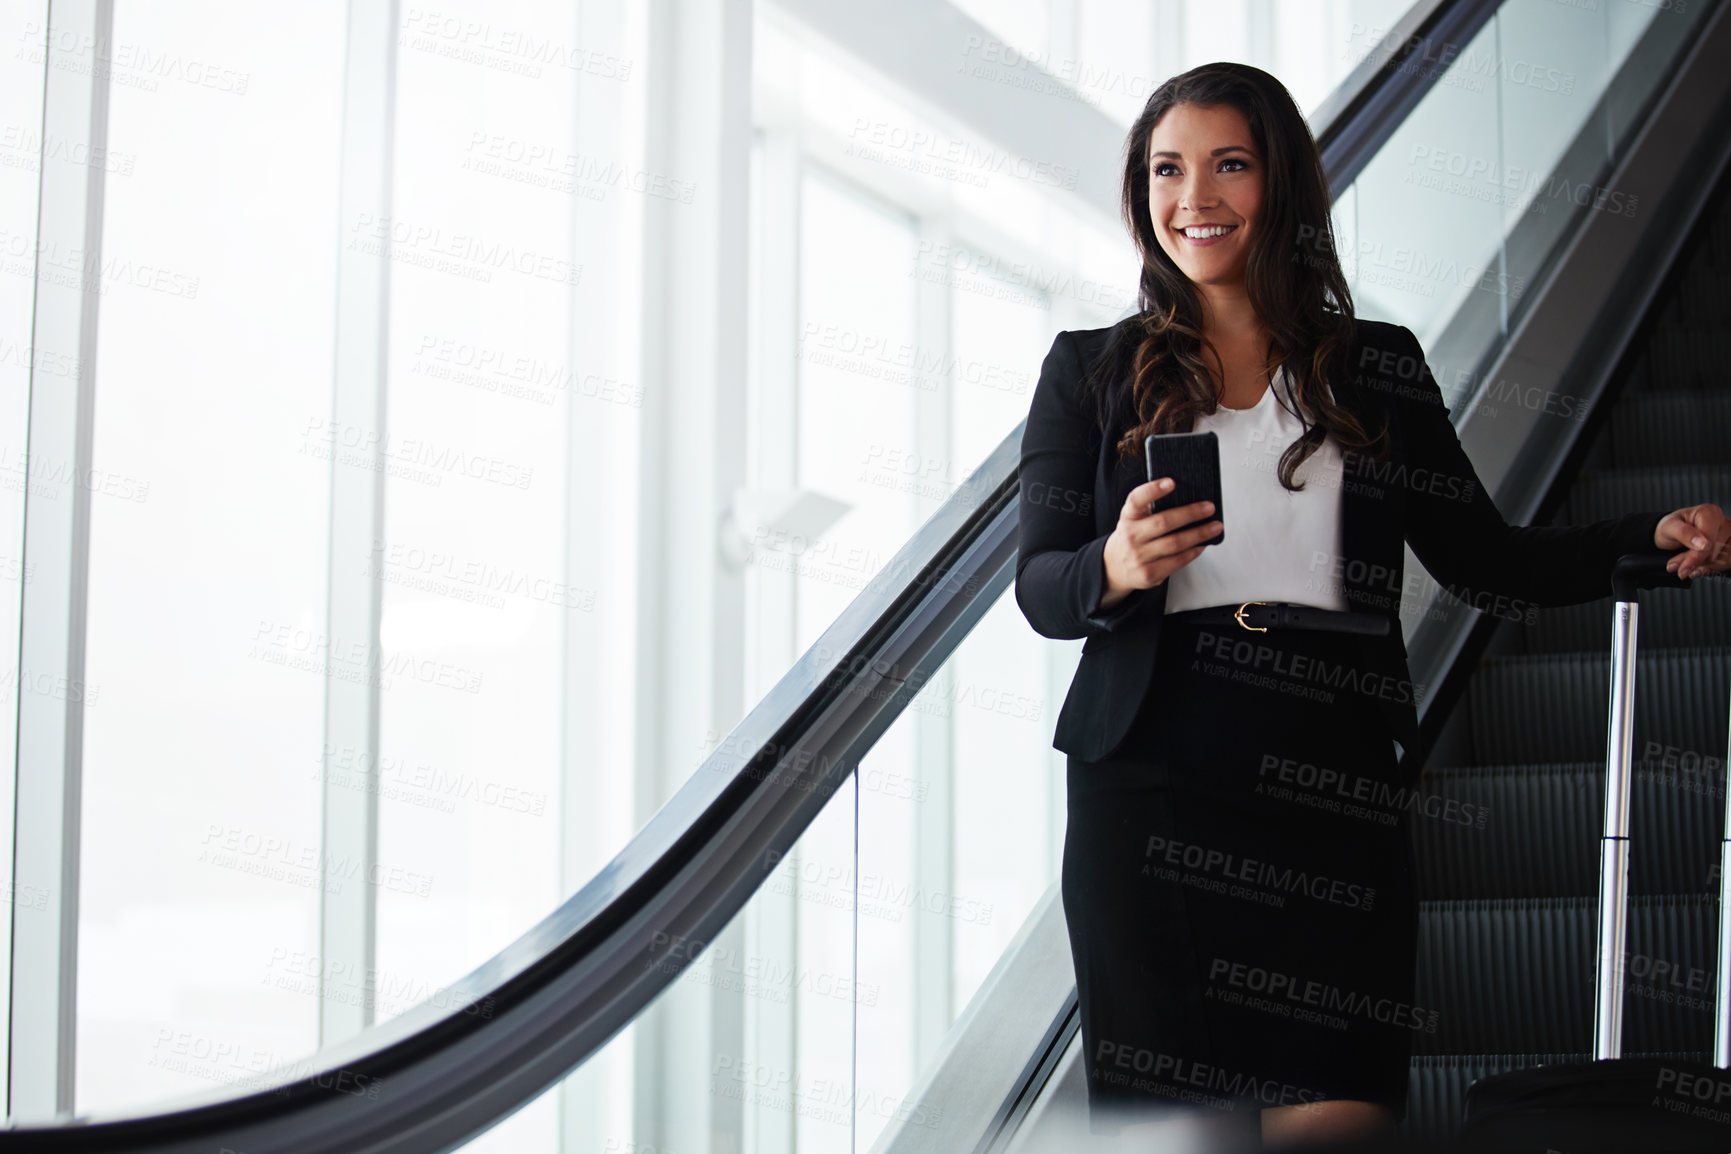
[1097,583,1131,612]
[1097,547,1133,610]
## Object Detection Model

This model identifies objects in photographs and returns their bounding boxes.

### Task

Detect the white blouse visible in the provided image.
[1161,363,1351,614]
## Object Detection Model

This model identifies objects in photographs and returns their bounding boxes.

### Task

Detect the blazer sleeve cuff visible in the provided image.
[1081,534,1146,632]
[1611,510,1668,559]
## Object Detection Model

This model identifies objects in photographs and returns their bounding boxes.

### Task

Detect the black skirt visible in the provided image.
[1062,614,1421,1134]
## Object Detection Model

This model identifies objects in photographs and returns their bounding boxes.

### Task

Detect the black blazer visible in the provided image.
[1015,316,1668,768]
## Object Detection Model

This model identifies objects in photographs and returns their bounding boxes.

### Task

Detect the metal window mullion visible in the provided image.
[8,0,112,1122]
[740,125,801,1154]
[557,0,640,1145]
[318,0,398,1048]
[631,1,753,1149]
[911,215,954,1070]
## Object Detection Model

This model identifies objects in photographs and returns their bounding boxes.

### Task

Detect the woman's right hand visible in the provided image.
[1096,477,1223,610]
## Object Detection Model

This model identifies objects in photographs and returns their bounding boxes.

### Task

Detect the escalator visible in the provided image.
[1401,173,1731,1142]
[5,0,1730,1151]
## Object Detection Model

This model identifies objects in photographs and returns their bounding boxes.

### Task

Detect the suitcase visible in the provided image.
[1457,551,1731,1152]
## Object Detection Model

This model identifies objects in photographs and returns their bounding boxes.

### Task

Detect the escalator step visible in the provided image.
[1417,898,1592,1055]
[1641,328,1731,390]
[1627,761,1727,896]
[1606,392,1731,467]
[1414,896,1716,1056]
[1414,765,1596,900]
[1711,217,1731,268]
[1465,649,1729,766]
[1516,584,1731,655]
[1567,464,1731,523]
[1619,896,1720,1056]
[1664,264,1731,329]
[1414,762,1722,901]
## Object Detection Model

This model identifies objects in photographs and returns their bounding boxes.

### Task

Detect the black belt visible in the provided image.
[1165,600,1390,636]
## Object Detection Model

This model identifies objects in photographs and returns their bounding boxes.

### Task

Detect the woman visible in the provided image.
[1014,62,1730,1150]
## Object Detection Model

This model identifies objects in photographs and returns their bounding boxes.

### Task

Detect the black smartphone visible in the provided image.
[1144,431,1224,545]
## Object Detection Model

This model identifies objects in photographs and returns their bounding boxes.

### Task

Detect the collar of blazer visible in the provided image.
[1083,316,1412,628]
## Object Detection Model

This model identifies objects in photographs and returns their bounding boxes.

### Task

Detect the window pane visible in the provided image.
[374,2,575,1079]
[77,1,343,1112]
[0,3,46,1075]
[792,169,919,649]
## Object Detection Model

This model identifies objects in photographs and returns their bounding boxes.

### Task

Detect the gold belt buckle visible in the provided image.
[1234,601,1270,632]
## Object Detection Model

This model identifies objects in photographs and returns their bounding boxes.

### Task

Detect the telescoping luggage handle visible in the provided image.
[1594,552,1731,1064]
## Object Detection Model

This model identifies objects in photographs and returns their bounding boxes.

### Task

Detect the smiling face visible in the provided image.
[1145,101,1263,292]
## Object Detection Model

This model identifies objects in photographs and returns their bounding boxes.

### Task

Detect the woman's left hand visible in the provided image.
[1654,503,1731,579]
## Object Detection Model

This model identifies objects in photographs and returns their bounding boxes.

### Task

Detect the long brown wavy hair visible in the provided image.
[1081,62,1389,487]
